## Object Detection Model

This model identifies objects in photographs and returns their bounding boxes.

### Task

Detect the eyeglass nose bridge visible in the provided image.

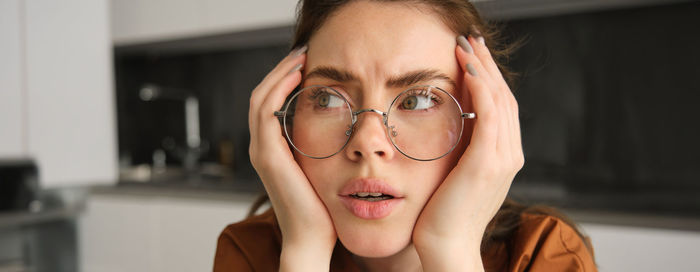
[352,109,387,122]
[345,108,389,136]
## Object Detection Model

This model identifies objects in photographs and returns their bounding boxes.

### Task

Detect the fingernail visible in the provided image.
[470,25,485,45]
[288,63,303,75]
[466,63,478,76]
[470,25,482,37]
[457,35,473,54]
[292,45,308,57]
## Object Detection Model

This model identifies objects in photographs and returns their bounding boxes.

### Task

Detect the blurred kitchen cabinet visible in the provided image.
[79,192,255,272]
[0,0,25,158]
[0,0,117,187]
[581,223,700,271]
[25,0,116,187]
[111,0,297,45]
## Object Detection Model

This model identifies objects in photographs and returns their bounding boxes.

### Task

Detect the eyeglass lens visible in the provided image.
[387,86,463,160]
[282,86,463,160]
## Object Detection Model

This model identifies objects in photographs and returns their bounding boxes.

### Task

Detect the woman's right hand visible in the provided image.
[248,46,337,271]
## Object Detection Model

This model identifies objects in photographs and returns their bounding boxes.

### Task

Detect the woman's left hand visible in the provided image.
[412,34,524,271]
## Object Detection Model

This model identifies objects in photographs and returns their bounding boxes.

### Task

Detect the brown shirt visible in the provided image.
[214,209,597,271]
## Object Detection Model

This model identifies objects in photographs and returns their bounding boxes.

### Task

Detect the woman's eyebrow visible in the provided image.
[304,66,456,88]
[386,69,456,89]
[305,66,359,82]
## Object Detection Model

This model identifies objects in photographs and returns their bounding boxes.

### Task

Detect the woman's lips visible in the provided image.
[339,196,402,219]
[339,178,402,197]
[338,178,403,220]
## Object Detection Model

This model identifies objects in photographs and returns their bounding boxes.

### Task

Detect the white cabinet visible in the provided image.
[79,192,256,272]
[0,0,117,187]
[0,0,25,158]
[24,0,116,187]
[581,223,700,271]
[111,0,298,45]
[80,192,700,272]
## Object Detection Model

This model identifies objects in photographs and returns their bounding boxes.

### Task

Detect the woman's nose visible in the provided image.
[344,110,395,161]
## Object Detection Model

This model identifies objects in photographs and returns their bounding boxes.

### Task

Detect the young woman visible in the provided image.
[215,0,597,271]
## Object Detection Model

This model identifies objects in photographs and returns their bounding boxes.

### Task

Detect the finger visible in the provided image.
[259,45,307,92]
[456,36,498,103]
[456,36,495,87]
[250,45,308,108]
[455,41,498,151]
[259,60,305,138]
[464,34,520,169]
[508,92,525,171]
[467,34,508,90]
[261,55,306,113]
[249,48,307,136]
[507,93,518,167]
[255,63,307,166]
[468,35,519,166]
[495,86,511,162]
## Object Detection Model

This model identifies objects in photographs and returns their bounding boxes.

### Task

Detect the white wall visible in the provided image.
[79,193,254,272]
[0,0,25,157]
[111,0,298,45]
[24,0,117,187]
[581,223,700,272]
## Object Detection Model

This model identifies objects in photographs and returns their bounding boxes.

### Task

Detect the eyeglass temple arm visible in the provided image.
[274,111,285,118]
[461,112,476,119]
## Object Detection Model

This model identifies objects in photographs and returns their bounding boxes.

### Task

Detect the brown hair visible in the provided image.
[291,0,519,84]
[250,0,594,258]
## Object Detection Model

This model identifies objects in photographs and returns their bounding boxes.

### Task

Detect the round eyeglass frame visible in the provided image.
[274,85,476,161]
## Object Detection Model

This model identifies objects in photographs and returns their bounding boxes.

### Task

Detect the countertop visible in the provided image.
[0,188,86,229]
[87,180,700,232]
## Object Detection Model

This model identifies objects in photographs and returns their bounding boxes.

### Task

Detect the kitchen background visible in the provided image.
[1,0,699,271]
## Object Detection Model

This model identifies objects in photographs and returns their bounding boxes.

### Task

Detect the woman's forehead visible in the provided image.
[305,1,460,88]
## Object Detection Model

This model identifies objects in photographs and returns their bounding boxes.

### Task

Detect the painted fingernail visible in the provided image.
[292,45,308,57]
[470,25,485,45]
[457,35,473,54]
[466,63,478,76]
[470,25,482,36]
[288,63,303,75]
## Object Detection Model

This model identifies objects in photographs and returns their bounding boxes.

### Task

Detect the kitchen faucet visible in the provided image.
[140,83,204,174]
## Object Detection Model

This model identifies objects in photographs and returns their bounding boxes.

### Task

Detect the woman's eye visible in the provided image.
[317,92,345,108]
[401,95,435,110]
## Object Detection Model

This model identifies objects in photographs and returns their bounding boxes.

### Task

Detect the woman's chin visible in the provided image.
[335,224,413,258]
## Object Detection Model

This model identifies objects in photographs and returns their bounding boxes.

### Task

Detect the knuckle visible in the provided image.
[507,92,519,109]
[517,152,525,167]
[248,154,258,170]
[492,90,505,105]
[249,149,269,173]
[481,108,497,122]
[477,51,491,63]
[498,162,510,174]
[511,100,519,115]
[470,76,488,90]
[512,153,525,172]
[249,93,261,109]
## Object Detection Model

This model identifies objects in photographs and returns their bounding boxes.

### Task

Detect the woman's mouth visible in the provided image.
[348,192,395,201]
[339,178,403,219]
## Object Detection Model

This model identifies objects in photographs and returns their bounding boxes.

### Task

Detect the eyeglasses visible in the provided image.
[274,85,476,161]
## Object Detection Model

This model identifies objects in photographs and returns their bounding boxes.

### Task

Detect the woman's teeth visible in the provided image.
[350,192,393,201]
[357,192,378,197]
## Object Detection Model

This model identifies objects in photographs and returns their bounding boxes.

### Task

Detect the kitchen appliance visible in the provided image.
[0,159,39,212]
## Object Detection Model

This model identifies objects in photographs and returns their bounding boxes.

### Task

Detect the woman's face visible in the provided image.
[296,1,471,257]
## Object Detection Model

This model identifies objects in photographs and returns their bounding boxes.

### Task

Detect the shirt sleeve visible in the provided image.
[213,225,254,272]
[510,214,598,272]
